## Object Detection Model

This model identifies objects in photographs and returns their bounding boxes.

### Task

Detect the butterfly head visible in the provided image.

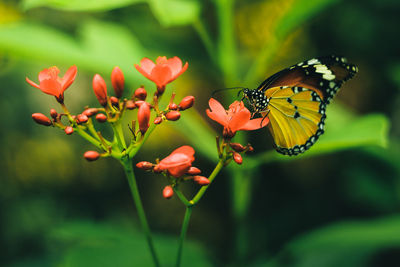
[242,88,269,114]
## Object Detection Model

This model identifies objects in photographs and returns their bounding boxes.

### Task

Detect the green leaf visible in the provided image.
[148,0,201,27]
[0,21,147,81]
[48,220,210,267]
[262,216,400,267]
[21,0,144,12]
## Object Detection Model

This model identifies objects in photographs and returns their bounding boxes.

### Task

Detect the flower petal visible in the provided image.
[166,56,183,77]
[228,109,251,132]
[39,79,63,97]
[150,65,172,88]
[170,145,195,160]
[206,98,229,126]
[61,65,77,90]
[239,117,269,131]
[135,64,153,81]
[39,66,59,82]
[139,58,156,74]
[26,77,40,89]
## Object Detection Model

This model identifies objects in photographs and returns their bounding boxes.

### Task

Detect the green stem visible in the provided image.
[127,123,157,158]
[190,158,225,206]
[176,206,192,267]
[111,121,126,151]
[174,188,191,207]
[121,158,160,267]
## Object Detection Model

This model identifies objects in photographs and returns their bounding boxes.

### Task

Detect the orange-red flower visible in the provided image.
[134,56,188,94]
[157,146,195,178]
[26,65,77,103]
[206,98,269,138]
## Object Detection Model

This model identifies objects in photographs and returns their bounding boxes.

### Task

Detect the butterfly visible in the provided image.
[243,55,358,156]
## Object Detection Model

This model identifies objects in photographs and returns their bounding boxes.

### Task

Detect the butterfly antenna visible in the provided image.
[211,87,245,97]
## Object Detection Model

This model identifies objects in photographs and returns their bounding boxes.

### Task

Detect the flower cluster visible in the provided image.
[137,146,209,199]
[27,57,192,163]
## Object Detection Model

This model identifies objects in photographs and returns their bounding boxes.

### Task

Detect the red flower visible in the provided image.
[26,65,77,103]
[134,56,188,94]
[157,146,195,178]
[206,98,269,138]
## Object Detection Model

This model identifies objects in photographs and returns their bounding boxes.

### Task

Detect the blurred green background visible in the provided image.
[1,0,400,266]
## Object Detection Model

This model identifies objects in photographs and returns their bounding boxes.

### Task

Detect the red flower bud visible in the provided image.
[82,108,98,117]
[233,152,242,165]
[163,185,174,199]
[169,103,178,110]
[138,102,151,134]
[193,176,210,186]
[165,111,181,121]
[95,113,107,122]
[126,100,136,110]
[135,100,145,107]
[84,151,100,161]
[32,113,52,126]
[76,114,89,124]
[64,126,74,135]
[134,86,147,100]
[110,96,119,106]
[179,96,195,110]
[111,66,124,98]
[92,74,108,106]
[154,117,163,124]
[136,161,154,170]
[229,143,245,152]
[187,167,201,175]
[50,109,58,119]
[247,145,254,152]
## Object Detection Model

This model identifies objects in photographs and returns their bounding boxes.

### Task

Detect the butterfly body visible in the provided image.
[243,55,358,156]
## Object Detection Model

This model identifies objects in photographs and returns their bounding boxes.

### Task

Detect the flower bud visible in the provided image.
[136,161,154,170]
[111,66,124,98]
[163,185,174,199]
[187,167,201,175]
[179,96,195,110]
[84,151,100,161]
[93,74,108,106]
[126,100,136,110]
[135,100,145,107]
[138,102,151,134]
[153,117,163,125]
[82,108,98,117]
[32,113,52,126]
[233,152,242,165]
[247,145,254,152]
[110,96,119,106]
[64,126,74,135]
[95,113,107,123]
[50,109,58,119]
[169,103,178,110]
[229,143,245,152]
[134,86,147,100]
[193,176,210,186]
[76,114,89,124]
[165,111,181,121]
